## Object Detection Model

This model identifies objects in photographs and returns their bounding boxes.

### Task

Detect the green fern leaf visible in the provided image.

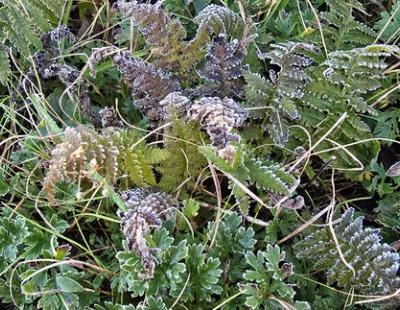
[318,0,376,49]
[246,158,296,195]
[157,119,207,195]
[0,6,41,56]
[244,42,317,144]
[111,128,169,187]
[23,2,53,32]
[375,1,400,42]
[298,45,396,172]
[29,0,63,24]
[0,0,64,78]
[201,144,297,201]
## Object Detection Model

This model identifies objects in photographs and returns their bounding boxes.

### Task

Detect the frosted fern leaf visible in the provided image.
[118,188,179,279]
[295,207,400,297]
[188,97,248,147]
[89,46,181,123]
[198,34,248,97]
[194,4,242,36]
[43,126,119,203]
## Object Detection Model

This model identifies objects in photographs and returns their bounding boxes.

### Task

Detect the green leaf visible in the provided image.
[183,199,200,218]
[0,177,10,196]
[264,244,282,270]
[373,109,400,145]
[242,244,302,307]
[29,94,62,136]
[197,257,222,288]
[295,301,311,310]
[376,193,400,230]
[199,145,236,173]
[194,0,212,14]
[49,215,69,233]
[141,296,166,310]
[0,215,28,264]
[165,241,188,283]
[152,228,174,251]
[23,229,53,259]
[37,278,62,309]
[168,240,188,265]
[245,293,261,309]
[163,0,190,16]
[245,252,259,271]
[56,275,84,293]
[158,119,207,195]
[95,302,136,310]
[374,1,400,42]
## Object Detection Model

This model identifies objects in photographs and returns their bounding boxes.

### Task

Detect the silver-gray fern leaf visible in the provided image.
[244,41,318,145]
[295,207,400,299]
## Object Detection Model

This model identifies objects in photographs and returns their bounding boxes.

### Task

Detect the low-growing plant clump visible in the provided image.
[1,0,400,309]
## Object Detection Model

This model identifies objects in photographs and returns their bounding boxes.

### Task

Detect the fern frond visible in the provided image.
[198,34,248,97]
[299,45,394,171]
[159,92,192,119]
[160,94,247,150]
[43,126,168,202]
[43,126,119,203]
[115,1,202,75]
[188,97,248,148]
[118,188,179,279]
[199,144,249,212]
[0,5,41,56]
[29,0,63,23]
[89,46,181,123]
[200,144,298,204]
[375,1,400,42]
[246,158,296,195]
[0,0,63,56]
[318,0,376,49]
[113,1,243,78]
[146,148,170,164]
[295,208,400,299]
[157,119,207,195]
[244,42,318,145]
[110,128,169,187]
[114,0,189,71]
[194,4,242,36]
[23,1,53,33]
